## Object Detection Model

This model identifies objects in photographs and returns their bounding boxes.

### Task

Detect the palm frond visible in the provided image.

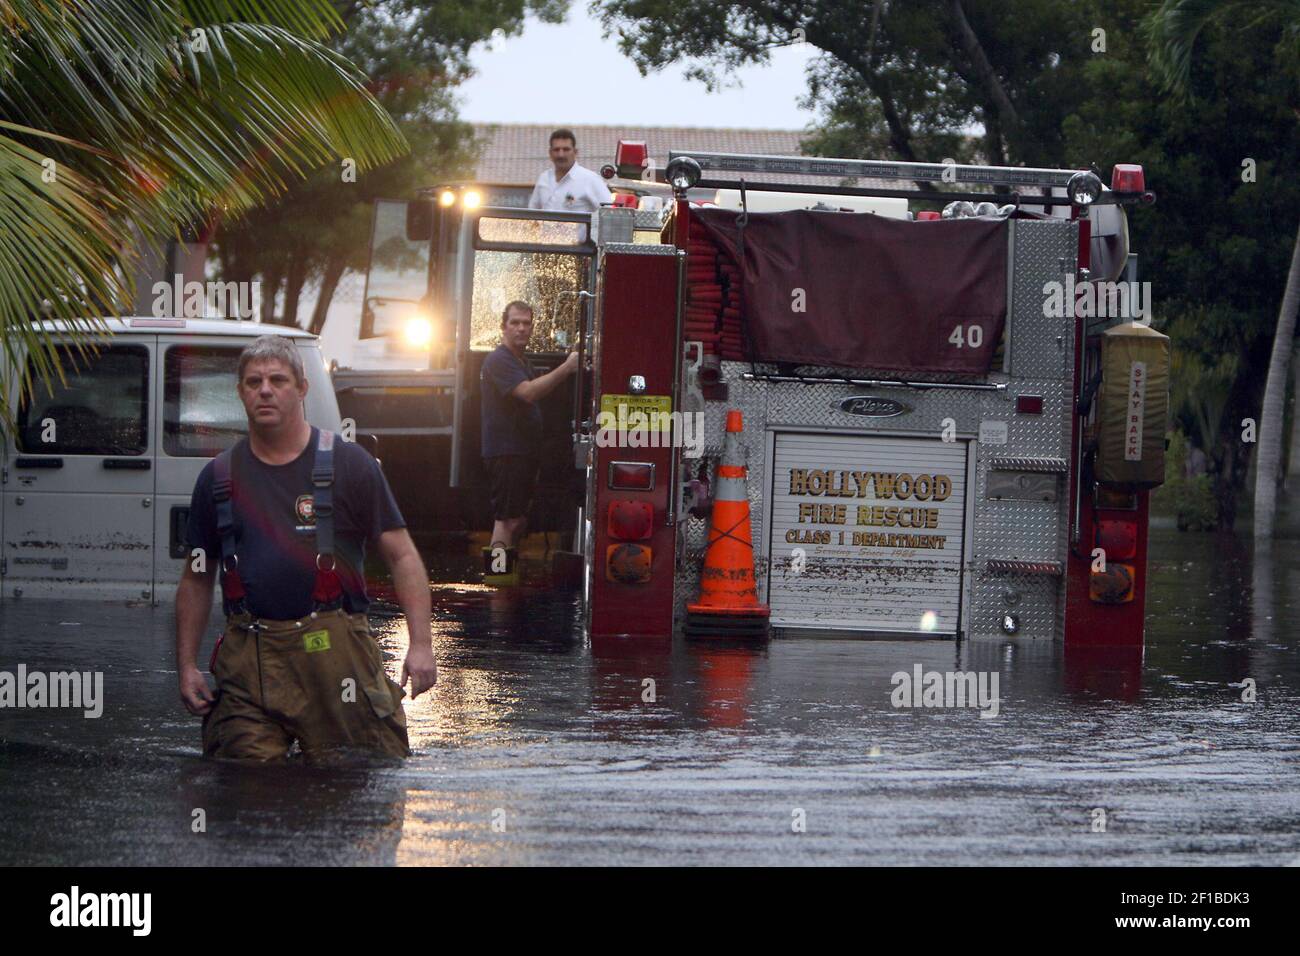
[0,130,122,427]
[1145,0,1300,96]
[0,0,406,431]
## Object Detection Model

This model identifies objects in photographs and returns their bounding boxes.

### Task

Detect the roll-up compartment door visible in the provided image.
[767,432,969,635]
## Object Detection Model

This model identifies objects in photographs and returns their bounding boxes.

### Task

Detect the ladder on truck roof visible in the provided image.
[667,150,1150,207]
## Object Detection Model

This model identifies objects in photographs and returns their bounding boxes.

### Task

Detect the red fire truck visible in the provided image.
[350,144,1163,649]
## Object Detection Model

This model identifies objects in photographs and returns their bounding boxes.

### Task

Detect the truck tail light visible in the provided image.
[609,461,655,491]
[607,500,652,541]
[1111,164,1145,193]
[1090,563,1135,604]
[1016,394,1043,414]
[1097,519,1137,560]
[606,543,652,584]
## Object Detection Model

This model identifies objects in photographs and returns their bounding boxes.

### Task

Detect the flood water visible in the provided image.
[1,521,1298,866]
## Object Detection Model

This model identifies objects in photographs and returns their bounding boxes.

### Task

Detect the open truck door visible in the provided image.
[345,188,597,547]
[443,205,595,498]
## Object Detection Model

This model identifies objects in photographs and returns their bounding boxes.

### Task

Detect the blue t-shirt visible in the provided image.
[480,344,543,458]
[186,427,406,620]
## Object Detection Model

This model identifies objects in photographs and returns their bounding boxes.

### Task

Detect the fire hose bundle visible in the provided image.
[684,221,746,361]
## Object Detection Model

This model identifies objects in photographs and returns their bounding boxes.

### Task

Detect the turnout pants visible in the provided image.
[202,608,409,763]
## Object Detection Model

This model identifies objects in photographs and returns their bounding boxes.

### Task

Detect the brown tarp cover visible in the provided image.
[693,208,1010,374]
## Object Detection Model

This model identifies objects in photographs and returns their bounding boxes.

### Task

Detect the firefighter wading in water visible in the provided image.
[175,335,437,763]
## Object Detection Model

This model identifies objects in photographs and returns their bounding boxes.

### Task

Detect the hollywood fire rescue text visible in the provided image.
[785,467,953,550]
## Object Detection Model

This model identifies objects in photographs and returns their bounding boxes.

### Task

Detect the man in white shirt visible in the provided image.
[529,128,613,213]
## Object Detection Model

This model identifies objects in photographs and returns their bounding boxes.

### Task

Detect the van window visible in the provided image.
[16,345,149,455]
[163,345,247,457]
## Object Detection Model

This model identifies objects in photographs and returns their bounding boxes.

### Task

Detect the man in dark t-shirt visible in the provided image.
[175,335,437,763]
[185,430,403,620]
[479,300,577,550]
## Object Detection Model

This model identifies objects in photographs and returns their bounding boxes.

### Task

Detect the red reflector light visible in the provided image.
[607,500,652,541]
[609,461,655,491]
[1111,164,1145,193]
[606,543,652,585]
[1097,520,1137,560]
[1089,563,1135,604]
[1095,486,1138,510]
[1016,395,1043,414]
[916,211,941,221]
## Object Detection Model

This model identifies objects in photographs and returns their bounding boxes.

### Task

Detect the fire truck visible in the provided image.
[349,144,1164,647]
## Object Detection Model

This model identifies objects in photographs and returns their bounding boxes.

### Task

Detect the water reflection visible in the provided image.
[1,520,1298,865]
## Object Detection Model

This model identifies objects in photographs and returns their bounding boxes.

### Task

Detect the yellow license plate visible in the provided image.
[599,394,673,431]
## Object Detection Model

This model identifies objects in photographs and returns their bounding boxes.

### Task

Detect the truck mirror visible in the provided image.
[1088,201,1129,283]
[405,200,434,242]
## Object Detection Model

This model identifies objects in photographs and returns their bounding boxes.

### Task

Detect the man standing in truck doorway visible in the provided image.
[480,301,578,560]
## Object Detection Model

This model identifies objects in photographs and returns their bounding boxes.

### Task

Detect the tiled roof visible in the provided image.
[469,122,897,190]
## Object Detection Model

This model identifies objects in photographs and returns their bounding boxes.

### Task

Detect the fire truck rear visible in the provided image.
[362,144,1164,647]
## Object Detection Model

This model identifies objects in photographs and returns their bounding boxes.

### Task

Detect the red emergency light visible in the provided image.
[916,211,941,221]
[1111,164,1145,193]
[1016,395,1043,414]
[611,192,638,208]
[615,140,649,179]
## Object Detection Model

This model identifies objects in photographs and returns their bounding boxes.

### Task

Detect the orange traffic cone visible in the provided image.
[685,410,771,640]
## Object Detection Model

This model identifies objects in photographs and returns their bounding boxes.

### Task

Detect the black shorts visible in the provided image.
[484,455,539,521]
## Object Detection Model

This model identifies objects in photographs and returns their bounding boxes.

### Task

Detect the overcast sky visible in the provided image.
[456,10,819,130]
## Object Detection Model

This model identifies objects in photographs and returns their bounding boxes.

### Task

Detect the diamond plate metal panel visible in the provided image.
[601,242,680,256]
[1011,219,1078,381]
[990,456,1068,472]
[970,572,1059,639]
[673,220,1079,641]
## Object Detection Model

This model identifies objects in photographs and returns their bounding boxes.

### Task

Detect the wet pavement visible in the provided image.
[1,521,1298,866]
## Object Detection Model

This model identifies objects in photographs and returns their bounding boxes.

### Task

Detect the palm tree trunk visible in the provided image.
[281,253,309,328]
[1252,217,1300,538]
[309,254,348,335]
[260,267,282,324]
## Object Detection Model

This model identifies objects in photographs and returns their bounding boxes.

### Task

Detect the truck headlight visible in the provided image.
[402,316,433,348]
[1067,171,1103,206]
[666,156,702,192]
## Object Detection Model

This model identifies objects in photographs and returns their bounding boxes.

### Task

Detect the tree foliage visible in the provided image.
[0,0,406,425]
[597,0,1097,170]
[213,0,568,330]
[1066,0,1300,525]
[599,0,1300,527]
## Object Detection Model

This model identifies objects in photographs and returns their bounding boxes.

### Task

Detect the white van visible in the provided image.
[0,318,342,604]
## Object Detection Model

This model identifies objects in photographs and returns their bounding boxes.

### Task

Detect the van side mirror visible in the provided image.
[406,200,434,242]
